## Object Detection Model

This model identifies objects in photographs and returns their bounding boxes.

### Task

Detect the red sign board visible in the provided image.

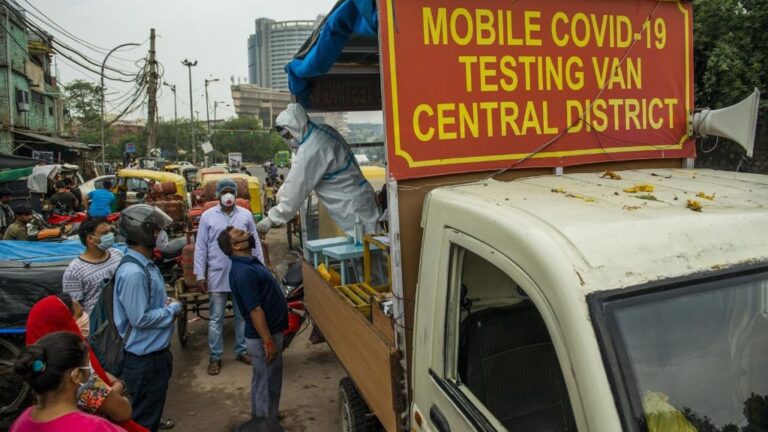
[379,0,694,180]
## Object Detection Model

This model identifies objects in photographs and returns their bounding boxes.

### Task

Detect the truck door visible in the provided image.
[412,230,579,432]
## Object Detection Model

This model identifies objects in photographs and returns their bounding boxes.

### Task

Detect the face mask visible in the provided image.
[155,230,169,249]
[220,193,235,207]
[74,366,94,399]
[95,232,114,251]
[77,311,90,337]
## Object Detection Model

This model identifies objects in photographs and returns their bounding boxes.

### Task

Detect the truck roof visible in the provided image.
[436,169,768,292]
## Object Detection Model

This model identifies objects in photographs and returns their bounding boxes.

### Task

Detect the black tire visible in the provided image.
[0,338,30,415]
[339,377,381,432]
[177,302,188,347]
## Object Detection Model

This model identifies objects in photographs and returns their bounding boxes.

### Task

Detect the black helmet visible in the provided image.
[118,204,172,246]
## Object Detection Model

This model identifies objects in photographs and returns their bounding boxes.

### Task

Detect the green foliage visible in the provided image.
[63,79,105,145]
[209,116,288,162]
[63,79,102,121]
[693,0,768,171]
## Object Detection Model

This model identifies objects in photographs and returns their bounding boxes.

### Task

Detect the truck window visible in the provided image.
[594,268,768,432]
[444,246,577,431]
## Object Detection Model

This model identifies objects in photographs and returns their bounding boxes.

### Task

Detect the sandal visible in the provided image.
[159,417,175,429]
[207,359,221,375]
[236,353,252,365]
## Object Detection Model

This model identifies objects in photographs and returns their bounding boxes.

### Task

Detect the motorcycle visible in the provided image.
[281,259,324,349]
[46,211,87,226]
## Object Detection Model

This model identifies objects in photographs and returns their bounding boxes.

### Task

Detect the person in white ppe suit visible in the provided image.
[257,103,379,236]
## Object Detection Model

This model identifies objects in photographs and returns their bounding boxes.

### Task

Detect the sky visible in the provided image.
[30,0,348,124]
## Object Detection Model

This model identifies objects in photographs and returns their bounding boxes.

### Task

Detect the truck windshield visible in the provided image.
[597,269,768,432]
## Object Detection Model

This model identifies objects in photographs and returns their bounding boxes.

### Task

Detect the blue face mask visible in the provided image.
[96,233,114,251]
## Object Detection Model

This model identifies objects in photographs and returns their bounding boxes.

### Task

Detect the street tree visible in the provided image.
[210,116,288,163]
[693,0,768,173]
[63,79,104,145]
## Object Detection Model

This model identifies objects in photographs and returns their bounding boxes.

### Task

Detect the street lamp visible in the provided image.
[204,77,219,136]
[213,100,228,123]
[162,81,178,151]
[101,42,140,173]
[181,59,198,164]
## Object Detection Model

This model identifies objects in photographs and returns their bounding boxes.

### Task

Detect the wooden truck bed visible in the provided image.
[303,261,402,432]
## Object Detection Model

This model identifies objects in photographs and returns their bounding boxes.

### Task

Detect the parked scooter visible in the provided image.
[282,260,305,349]
[281,259,325,349]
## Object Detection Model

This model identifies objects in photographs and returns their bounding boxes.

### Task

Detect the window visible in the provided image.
[126,178,148,192]
[31,91,44,104]
[444,246,577,431]
[595,268,768,431]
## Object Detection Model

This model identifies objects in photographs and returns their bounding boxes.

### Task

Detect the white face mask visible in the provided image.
[220,192,235,207]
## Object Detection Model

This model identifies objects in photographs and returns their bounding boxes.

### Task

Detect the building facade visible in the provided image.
[0,3,86,164]
[231,84,292,129]
[247,17,319,91]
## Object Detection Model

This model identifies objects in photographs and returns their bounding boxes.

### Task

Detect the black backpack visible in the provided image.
[89,254,150,377]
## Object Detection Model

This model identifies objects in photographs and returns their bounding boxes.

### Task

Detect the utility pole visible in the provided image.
[162,81,178,151]
[204,77,219,136]
[181,59,197,164]
[146,28,157,158]
[213,101,228,123]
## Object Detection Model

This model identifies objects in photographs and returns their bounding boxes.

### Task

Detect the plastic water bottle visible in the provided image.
[354,215,364,246]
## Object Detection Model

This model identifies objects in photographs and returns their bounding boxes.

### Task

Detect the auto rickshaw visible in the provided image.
[180,166,199,191]
[163,164,181,175]
[115,169,188,235]
[195,167,228,186]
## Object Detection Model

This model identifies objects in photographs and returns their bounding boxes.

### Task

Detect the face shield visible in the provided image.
[276,125,298,149]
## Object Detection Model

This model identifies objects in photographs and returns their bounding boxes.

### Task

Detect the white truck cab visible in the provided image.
[411,169,768,431]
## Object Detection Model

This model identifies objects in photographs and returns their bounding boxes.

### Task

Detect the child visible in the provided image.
[264,178,275,210]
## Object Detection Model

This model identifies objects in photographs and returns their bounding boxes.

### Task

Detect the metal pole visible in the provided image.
[181,59,197,164]
[101,42,140,173]
[205,80,210,135]
[163,82,178,153]
[204,78,218,137]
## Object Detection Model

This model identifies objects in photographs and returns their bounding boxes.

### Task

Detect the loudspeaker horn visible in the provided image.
[692,88,760,157]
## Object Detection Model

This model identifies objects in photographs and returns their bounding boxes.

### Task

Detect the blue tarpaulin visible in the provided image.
[286,0,377,105]
[0,239,129,264]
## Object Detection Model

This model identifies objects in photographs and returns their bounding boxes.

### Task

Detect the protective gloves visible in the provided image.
[256,217,275,234]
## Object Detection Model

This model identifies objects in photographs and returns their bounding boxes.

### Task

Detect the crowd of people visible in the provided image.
[8,102,380,432]
[0,170,116,243]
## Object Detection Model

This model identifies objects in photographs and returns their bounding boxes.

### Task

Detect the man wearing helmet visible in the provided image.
[194,178,265,376]
[256,103,379,236]
[113,204,182,431]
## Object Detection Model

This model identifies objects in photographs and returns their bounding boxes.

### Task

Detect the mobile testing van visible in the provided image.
[286,1,766,431]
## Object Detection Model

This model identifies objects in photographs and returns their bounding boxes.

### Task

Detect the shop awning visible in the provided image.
[13,130,91,151]
[0,154,40,169]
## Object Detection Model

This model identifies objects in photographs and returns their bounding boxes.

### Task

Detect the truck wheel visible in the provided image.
[0,338,30,415]
[339,377,381,432]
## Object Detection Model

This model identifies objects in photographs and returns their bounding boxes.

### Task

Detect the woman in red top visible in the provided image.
[11,331,126,432]
[24,295,147,432]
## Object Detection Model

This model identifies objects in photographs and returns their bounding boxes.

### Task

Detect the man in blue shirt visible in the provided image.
[86,179,116,217]
[217,226,287,420]
[114,205,181,431]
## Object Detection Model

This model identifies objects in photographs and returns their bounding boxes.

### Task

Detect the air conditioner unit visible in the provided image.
[16,89,29,112]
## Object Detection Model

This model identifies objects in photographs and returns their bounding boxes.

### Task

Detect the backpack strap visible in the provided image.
[114,254,153,345]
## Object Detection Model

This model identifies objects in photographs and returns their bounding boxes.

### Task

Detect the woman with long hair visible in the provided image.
[25,295,147,432]
[11,331,126,431]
